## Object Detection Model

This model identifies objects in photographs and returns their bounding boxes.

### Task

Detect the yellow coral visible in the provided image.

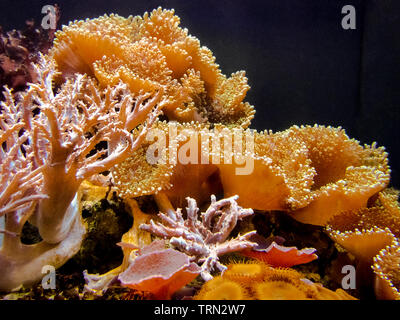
[195,277,249,300]
[326,189,400,262]
[223,262,267,285]
[289,125,390,226]
[194,262,357,300]
[373,242,400,300]
[218,127,315,211]
[253,280,309,300]
[111,121,221,207]
[327,223,395,263]
[50,8,255,127]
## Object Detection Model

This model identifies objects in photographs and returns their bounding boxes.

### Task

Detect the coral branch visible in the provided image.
[140,195,257,281]
[22,55,164,244]
[0,87,45,216]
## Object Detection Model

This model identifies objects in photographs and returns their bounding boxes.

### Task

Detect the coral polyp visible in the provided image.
[253,281,309,300]
[194,278,249,300]
[223,262,267,285]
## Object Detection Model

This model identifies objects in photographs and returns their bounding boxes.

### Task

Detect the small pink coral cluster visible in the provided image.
[140,195,257,281]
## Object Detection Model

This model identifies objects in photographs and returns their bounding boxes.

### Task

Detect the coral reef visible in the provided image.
[0,6,399,301]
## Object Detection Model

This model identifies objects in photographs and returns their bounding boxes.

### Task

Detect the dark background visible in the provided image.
[1,0,399,188]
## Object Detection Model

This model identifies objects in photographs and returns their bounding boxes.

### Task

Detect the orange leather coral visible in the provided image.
[289,125,390,226]
[111,121,221,207]
[373,242,400,300]
[326,189,400,263]
[50,8,255,127]
[217,127,316,211]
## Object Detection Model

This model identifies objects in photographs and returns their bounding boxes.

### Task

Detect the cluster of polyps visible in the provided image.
[0,55,165,291]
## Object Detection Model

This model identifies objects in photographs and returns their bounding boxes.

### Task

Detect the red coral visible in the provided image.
[240,234,318,267]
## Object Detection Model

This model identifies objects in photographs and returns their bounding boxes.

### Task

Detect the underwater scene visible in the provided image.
[0,0,400,302]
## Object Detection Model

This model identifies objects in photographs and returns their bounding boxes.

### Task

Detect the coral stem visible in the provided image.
[154,192,176,220]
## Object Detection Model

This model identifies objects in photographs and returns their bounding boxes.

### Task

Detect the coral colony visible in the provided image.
[0,7,399,300]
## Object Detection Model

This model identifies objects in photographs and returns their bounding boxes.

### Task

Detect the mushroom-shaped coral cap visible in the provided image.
[326,189,400,263]
[289,125,390,226]
[363,188,400,238]
[372,241,400,300]
[326,208,396,263]
[118,247,201,299]
[217,128,315,211]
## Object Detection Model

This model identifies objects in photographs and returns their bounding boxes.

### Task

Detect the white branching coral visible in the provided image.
[24,55,164,244]
[0,88,45,217]
[140,195,257,281]
[0,86,45,257]
[0,83,84,292]
[0,54,165,291]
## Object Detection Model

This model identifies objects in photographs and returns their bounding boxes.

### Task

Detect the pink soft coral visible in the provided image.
[239,235,318,267]
[118,240,201,299]
[140,195,257,281]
